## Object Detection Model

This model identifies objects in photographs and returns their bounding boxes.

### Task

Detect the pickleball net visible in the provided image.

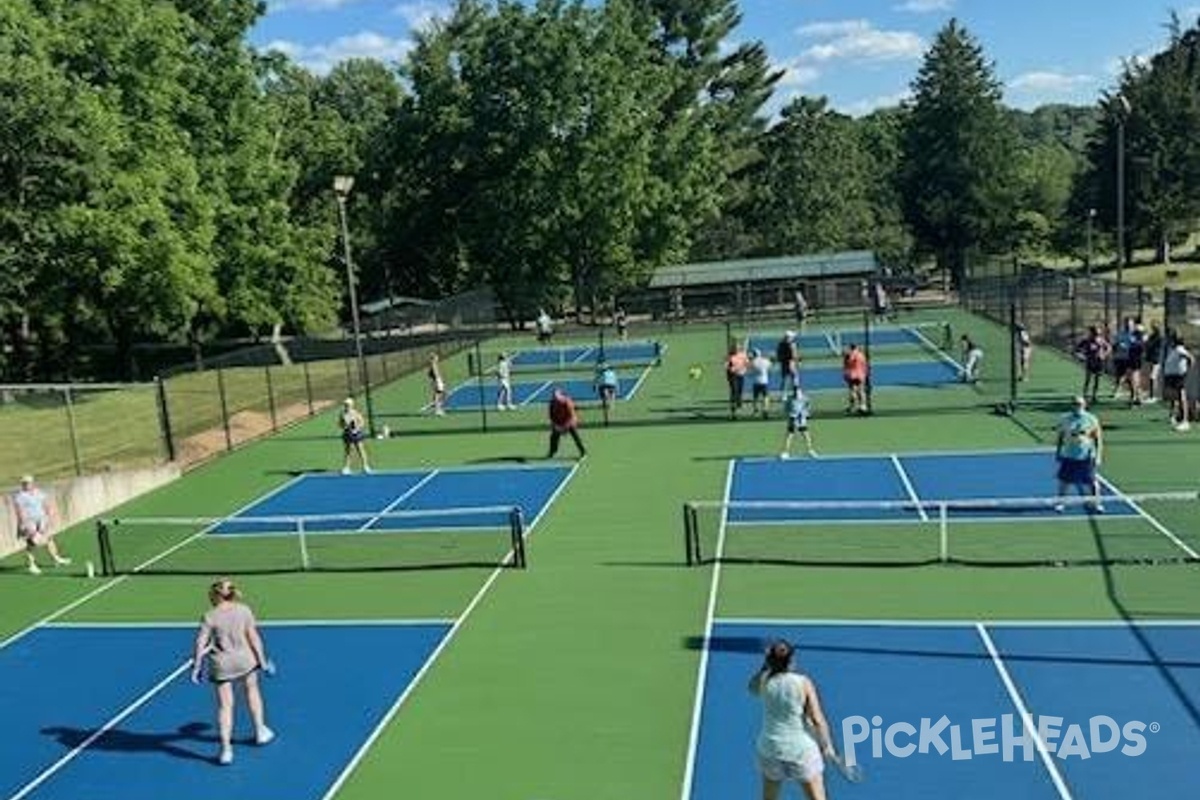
[97,505,528,576]
[683,491,1200,567]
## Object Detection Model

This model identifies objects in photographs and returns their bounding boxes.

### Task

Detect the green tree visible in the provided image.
[747,96,874,255]
[899,19,1021,285]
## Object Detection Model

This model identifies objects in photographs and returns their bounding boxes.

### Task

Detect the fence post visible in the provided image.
[63,387,83,476]
[302,361,315,416]
[216,367,233,452]
[1008,301,1018,409]
[265,365,278,432]
[343,357,354,399]
[155,376,176,462]
[862,309,874,416]
[475,338,489,433]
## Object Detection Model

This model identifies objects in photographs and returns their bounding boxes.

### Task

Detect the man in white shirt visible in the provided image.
[1162,334,1195,432]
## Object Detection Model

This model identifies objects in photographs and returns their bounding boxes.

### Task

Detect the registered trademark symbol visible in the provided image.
[1149,722,1161,733]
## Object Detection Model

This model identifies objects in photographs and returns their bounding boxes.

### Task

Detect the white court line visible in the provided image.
[318,452,582,800]
[823,331,839,355]
[734,447,1056,463]
[890,454,929,522]
[910,325,966,372]
[1096,475,1200,560]
[519,380,554,408]
[7,659,193,800]
[0,474,308,654]
[43,618,458,629]
[356,470,441,531]
[976,623,1074,800]
[714,617,1200,628]
[624,364,655,402]
[679,459,736,800]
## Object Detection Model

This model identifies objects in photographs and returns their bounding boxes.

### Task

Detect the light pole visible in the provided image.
[1085,208,1096,278]
[1114,93,1131,323]
[333,175,375,436]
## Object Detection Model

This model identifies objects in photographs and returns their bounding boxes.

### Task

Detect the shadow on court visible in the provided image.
[41,722,216,763]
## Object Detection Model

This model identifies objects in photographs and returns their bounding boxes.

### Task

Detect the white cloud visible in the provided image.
[840,90,912,116]
[894,0,954,12]
[1008,70,1095,94]
[393,1,450,31]
[795,19,926,63]
[264,32,413,74]
[775,60,822,88]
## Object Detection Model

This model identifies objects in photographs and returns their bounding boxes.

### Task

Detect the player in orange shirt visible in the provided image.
[546,387,586,459]
[842,344,868,415]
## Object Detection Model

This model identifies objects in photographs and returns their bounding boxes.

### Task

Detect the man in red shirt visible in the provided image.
[547,387,587,459]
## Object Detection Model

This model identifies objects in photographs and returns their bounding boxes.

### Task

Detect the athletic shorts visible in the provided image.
[1127,354,1144,370]
[786,419,808,434]
[18,520,48,544]
[844,376,863,388]
[1112,359,1129,377]
[1057,457,1096,486]
[758,750,824,783]
[343,429,366,445]
[1165,374,1186,392]
[753,383,769,399]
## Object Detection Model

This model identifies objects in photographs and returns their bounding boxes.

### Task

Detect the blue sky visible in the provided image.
[253,0,1197,114]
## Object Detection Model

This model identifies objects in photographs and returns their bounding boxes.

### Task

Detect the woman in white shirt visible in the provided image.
[748,640,836,800]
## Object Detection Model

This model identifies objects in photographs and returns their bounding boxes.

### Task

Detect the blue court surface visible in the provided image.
[1,621,450,800]
[509,340,661,368]
[211,464,573,534]
[726,450,1138,522]
[442,370,649,412]
[747,326,942,357]
[742,359,961,394]
[688,619,1200,800]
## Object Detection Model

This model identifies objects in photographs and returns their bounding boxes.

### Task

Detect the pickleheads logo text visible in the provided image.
[841,715,1157,765]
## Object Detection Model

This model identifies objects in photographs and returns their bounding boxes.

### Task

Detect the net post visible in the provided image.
[863,308,874,416]
[687,502,701,565]
[155,376,176,462]
[510,507,527,568]
[97,520,113,576]
[63,386,83,476]
[938,502,949,563]
[475,339,489,433]
[683,503,694,566]
[265,365,279,432]
[217,367,233,452]
[302,361,315,416]
[1008,300,1018,410]
[297,518,311,571]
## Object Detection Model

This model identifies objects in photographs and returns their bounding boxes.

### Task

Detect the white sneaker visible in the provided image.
[1053,503,1066,514]
[255,726,275,746]
[341,466,351,475]
[435,409,446,417]
[1091,503,1106,514]
[1176,421,1191,432]
[27,562,41,575]
[779,452,790,460]
[363,466,373,474]
[218,747,233,765]
[807,448,818,458]
[53,556,71,566]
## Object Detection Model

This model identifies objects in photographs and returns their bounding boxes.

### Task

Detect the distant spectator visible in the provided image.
[725,344,749,416]
[1110,317,1143,404]
[546,387,586,459]
[1143,321,1164,403]
[535,309,554,344]
[793,289,809,330]
[1074,326,1110,404]
[428,353,446,416]
[871,281,890,321]
[615,307,628,341]
[842,344,869,415]
[1162,334,1194,432]
[960,335,983,383]
[750,348,773,418]
[12,475,71,575]
[496,353,516,411]
[1016,324,1033,382]
[775,331,799,401]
